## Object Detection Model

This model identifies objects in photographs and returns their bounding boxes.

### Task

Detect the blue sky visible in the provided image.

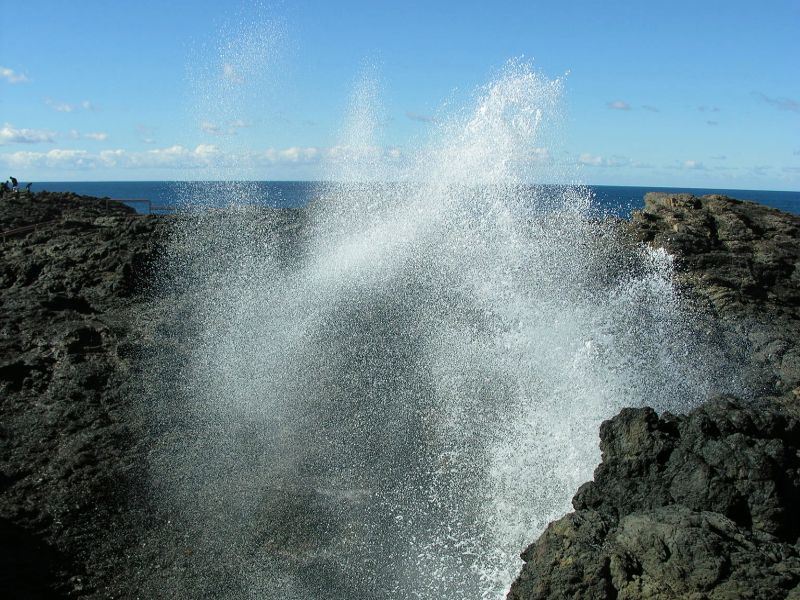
[1,0,798,189]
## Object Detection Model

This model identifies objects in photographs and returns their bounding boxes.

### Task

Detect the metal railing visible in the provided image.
[0,220,59,242]
[0,196,177,242]
[105,198,177,214]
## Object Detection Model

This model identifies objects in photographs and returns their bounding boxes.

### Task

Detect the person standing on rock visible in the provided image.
[9,176,18,192]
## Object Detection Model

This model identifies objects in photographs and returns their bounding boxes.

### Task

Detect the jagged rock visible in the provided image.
[0,191,169,597]
[511,195,800,600]
[631,193,800,397]
[0,190,134,230]
[509,398,800,599]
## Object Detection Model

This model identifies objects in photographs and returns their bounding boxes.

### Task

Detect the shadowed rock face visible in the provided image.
[0,192,169,597]
[508,398,800,599]
[630,193,800,399]
[509,195,800,600]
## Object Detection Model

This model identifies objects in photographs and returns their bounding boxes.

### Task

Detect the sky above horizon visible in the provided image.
[1,0,798,190]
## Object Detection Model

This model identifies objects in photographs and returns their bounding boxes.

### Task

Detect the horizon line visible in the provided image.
[23,180,800,194]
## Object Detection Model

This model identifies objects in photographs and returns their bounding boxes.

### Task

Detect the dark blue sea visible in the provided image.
[29,181,800,217]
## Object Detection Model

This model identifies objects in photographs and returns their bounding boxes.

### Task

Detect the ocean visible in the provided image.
[29,181,800,217]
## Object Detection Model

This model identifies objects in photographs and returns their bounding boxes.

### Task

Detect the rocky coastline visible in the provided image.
[0,192,169,597]
[1,190,798,598]
[509,194,800,599]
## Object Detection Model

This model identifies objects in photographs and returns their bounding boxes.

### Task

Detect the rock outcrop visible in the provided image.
[0,191,168,596]
[631,193,800,401]
[509,194,800,599]
[508,398,800,599]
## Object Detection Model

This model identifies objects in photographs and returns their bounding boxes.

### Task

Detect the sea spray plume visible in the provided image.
[310,64,405,248]
[275,60,734,597]
[329,64,385,184]
[302,61,720,598]
[424,59,563,187]
[142,59,746,599]
[184,16,285,198]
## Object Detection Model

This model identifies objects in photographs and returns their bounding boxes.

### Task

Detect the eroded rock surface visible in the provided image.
[0,192,169,596]
[510,194,800,599]
[631,193,800,399]
[509,398,800,599]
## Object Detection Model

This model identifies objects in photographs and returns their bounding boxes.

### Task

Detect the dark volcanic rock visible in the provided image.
[510,195,800,600]
[631,194,800,310]
[0,190,134,231]
[0,191,169,597]
[1,191,309,598]
[630,193,800,399]
[509,399,800,599]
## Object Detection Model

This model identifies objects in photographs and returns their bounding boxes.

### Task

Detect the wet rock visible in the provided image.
[511,194,800,600]
[509,398,800,599]
[4,190,800,598]
[630,193,800,396]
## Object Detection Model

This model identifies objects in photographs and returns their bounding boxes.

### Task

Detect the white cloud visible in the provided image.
[84,132,108,141]
[1,148,96,169]
[579,153,603,166]
[578,153,630,167]
[327,145,377,162]
[45,98,99,113]
[607,100,631,111]
[0,143,405,172]
[68,129,108,141]
[682,160,706,170]
[0,123,55,144]
[0,144,219,171]
[195,144,218,157]
[48,149,92,163]
[0,66,29,84]
[531,147,551,162]
[99,149,126,162]
[48,102,76,112]
[262,146,321,164]
[133,144,221,168]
